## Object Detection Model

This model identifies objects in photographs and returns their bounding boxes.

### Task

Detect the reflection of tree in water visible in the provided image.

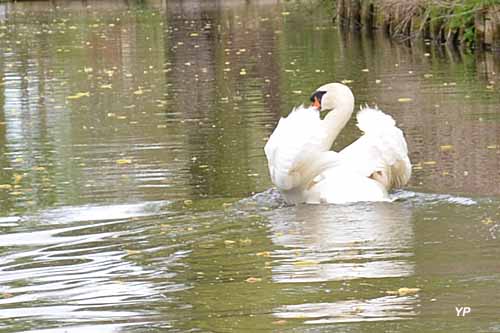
[164,0,282,198]
[327,31,500,196]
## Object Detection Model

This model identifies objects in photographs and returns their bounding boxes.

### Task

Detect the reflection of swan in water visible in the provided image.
[268,202,414,283]
[266,201,417,322]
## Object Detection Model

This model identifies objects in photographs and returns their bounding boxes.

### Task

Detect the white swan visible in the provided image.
[264,82,411,204]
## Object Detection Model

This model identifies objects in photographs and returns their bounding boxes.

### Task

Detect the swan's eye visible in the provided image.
[309,91,326,103]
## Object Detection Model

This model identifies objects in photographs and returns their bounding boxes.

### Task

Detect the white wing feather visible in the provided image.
[264,106,337,191]
[338,106,411,188]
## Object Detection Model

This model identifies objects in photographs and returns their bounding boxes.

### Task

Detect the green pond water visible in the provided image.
[0,0,499,332]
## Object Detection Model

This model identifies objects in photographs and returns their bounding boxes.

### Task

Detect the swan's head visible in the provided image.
[310,82,354,112]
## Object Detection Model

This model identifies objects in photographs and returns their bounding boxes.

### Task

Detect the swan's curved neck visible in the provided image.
[323,97,354,148]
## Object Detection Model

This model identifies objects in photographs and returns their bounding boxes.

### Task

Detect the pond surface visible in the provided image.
[0,0,500,332]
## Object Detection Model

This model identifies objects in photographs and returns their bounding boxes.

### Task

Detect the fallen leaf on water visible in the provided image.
[423,161,436,165]
[386,287,421,296]
[245,277,262,283]
[481,217,494,225]
[281,11,290,16]
[67,91,90,100]
[224,240,236,245]
[116,159,132,164]
[341,79,353,84]
[239,238,252,245]
[13,174,23,184]
[100,84,112,89]
[183,199,193,206]
[440,145,453,151]
[256,251,271,257]
[398,97,413,103]
[487,145,498,149]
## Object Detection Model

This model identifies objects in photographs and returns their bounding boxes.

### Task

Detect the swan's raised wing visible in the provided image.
[338,107,411,189]
[264,106,337,191]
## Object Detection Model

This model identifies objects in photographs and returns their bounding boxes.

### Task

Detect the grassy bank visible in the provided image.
[334,0,500,50]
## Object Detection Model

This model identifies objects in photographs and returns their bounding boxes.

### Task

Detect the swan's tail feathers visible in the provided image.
[388,155,412,188]
[357,106,396,134]
[342,105,412,190]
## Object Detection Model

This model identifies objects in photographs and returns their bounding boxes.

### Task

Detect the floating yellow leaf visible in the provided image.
[341,79,353,84]
[183,199,193,206]
[133,88,144,95]
[281,11,290,16]
[224,240,236,245]
[398,97,413,103]
[100,84,112,89]
[481,217,494,225]
[440,145,453,151]
[239,238,252,245]
[361,68,369,72]
[386,287,421,296]
[423,161,436,165]
[116,159,132,164]
[13,174,23,184]
[67,91,90,100]
[487,145,498,149]
[245,277,262,283]
[256,251,271,257]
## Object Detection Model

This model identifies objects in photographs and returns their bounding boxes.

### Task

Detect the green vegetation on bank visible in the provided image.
[334,0,500,50]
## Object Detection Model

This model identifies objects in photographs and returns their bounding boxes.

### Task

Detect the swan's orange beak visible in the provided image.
[311,96,321,109]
